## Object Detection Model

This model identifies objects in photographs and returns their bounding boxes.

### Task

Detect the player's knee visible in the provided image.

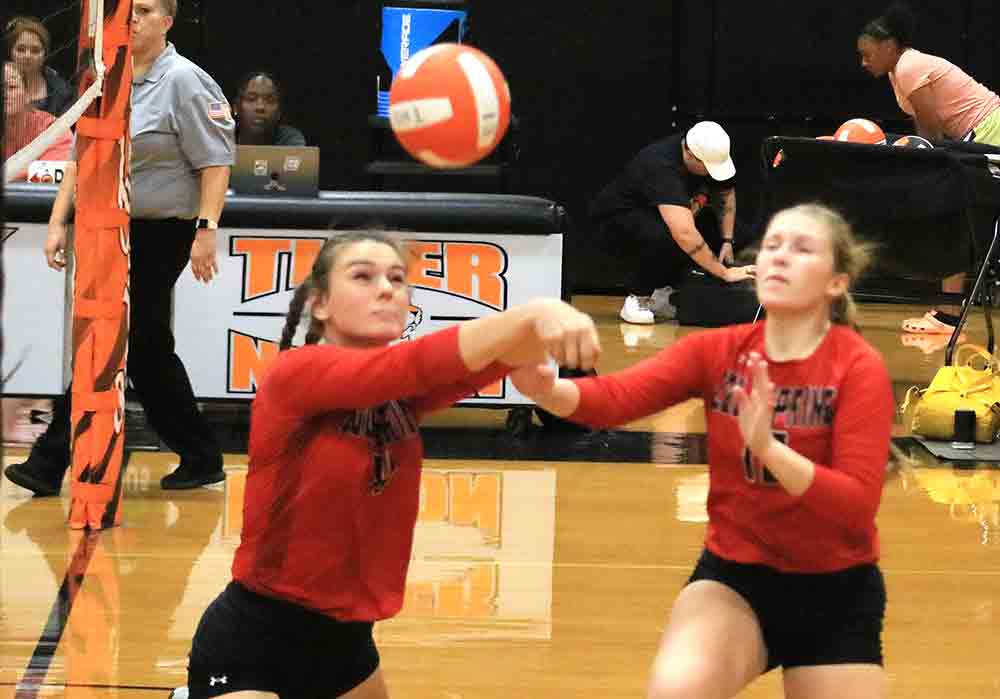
[647,677,722,699]
[646,657,724,699]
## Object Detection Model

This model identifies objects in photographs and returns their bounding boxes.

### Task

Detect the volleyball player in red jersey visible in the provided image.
[177,230,599,699]
[514,203,894,698]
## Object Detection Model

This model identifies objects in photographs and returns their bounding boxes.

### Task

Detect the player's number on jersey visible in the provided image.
[743,430,789,485]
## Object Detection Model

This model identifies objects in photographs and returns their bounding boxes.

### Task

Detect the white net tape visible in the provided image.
[3,81,99,184]
[3,0,105,184]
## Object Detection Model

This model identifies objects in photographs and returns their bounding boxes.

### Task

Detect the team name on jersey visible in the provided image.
[711,370,837,428]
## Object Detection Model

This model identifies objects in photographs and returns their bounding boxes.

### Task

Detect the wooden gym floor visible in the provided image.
[1,296,999,698]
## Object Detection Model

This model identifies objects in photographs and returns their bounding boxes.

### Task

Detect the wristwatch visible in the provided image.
[196,218,218,230]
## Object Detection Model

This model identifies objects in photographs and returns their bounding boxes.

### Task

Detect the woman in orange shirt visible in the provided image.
[857,2,1000,334]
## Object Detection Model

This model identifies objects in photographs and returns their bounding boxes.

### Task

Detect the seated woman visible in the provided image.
[3,62,73,180]
[858,3,1000,334]
[5,16,75,117]
[233,70,306,146]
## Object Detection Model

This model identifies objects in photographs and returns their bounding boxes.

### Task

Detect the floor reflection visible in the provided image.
[2,452,227,692]
[2,299,1000,697]
[383,468,557,645]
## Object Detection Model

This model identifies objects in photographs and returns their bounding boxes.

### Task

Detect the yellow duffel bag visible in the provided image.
[904,345,1000,444]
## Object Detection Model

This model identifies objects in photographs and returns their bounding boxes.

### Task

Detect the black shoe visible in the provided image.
[4,453,67,497]
[160,461,226,490]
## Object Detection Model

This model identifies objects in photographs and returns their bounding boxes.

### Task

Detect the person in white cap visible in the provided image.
[590,121,756,325]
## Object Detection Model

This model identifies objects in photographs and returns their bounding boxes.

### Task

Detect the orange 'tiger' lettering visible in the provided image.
[232,238,294,299]
[444,243,506,309]
[291,239,324,286]
[229,331,279,392]
[477,379,503,399]
[408,241,444,290]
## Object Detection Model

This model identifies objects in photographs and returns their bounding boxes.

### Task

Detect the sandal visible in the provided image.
[901,310,958,334]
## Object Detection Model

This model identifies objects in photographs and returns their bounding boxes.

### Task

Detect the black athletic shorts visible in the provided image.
[186,581,380,698]
[688,549,886,671]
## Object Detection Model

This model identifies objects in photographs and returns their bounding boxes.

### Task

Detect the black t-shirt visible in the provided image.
[274,124,307,146]
[590,133,735,222]
[237,123,307,146]
[36,66,75,118]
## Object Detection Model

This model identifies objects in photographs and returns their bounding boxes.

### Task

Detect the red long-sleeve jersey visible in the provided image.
[571,322,894,572]
[232,325,507,621]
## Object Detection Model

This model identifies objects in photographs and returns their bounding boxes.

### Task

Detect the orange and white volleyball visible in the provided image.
[833,118,886,145]
[389,43,511,168]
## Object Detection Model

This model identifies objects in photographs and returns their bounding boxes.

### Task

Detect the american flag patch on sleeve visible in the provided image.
[207,101,231,121]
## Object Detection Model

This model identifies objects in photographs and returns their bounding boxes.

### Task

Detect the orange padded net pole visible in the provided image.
[68,0,133,530]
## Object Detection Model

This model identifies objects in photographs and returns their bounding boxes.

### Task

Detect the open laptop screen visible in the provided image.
[231,145,320,197]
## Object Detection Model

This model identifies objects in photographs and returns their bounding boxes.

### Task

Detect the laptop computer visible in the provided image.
[231,145,320,197]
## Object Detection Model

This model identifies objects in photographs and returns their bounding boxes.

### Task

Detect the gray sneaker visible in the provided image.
[168,687,188,699]
[619,295,655,324]
[650,286,676,320]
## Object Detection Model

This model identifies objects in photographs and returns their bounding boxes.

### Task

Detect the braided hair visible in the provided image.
[278,230,412,351]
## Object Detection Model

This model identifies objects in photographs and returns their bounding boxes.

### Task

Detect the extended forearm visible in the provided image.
[673,227,728,278]
[198,165,230,222]
[758,438,815,496]
[457,299,564,371]
[526,378,581,417]
[759,438,880,530]
[50,161,77,225]
[720,189,736,240]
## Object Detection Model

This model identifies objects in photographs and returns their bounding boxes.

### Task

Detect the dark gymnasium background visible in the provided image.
[6,0,1000,291]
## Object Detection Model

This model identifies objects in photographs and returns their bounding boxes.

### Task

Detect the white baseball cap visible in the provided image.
[685,121,736,181]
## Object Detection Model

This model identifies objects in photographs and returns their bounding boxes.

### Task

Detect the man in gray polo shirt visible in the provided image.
[5,0,235,496]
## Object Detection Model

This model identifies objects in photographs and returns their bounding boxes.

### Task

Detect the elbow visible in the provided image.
[671,229,698,248]
[802,473,881,533]
[841,498,881,536]
[857,497,881,529]
[809,502,878,537]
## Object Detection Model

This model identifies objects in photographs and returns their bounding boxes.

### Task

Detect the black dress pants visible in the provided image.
[32,218,222,471]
